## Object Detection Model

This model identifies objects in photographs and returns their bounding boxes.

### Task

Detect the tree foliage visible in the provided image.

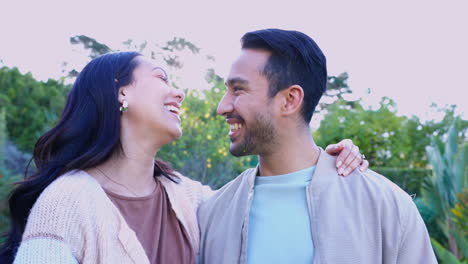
[70,35,112,59]
[315,98,467,169]
[422,119,467,261]
[317,72,357,112]
[0,108,6,173]
[0,67,70,152]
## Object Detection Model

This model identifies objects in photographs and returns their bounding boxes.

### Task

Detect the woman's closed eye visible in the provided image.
[157,75,169,84]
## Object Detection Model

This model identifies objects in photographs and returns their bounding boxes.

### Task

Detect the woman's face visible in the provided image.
[119,56,185,145]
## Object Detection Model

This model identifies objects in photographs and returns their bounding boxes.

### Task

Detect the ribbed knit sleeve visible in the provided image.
[16,171,128,263]
[13,170,151,264]
[19,173,91,261]
[14,238,79,264]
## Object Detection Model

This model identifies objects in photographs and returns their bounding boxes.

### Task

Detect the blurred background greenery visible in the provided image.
[0,36,466,263]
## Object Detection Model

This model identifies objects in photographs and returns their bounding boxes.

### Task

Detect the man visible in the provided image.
[197,29,437,263]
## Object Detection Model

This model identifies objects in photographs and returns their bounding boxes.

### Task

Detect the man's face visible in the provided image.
[217,49,278,157]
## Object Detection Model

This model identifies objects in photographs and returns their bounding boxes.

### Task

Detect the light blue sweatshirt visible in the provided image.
[246,166,316,264]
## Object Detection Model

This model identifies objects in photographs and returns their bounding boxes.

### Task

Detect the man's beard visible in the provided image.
[229,111,276,157]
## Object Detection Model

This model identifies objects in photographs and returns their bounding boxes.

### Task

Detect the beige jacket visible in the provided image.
[197,150,437,264]
[17,170,213,263]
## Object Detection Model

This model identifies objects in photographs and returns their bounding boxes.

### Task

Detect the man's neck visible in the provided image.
[258,131,320,176]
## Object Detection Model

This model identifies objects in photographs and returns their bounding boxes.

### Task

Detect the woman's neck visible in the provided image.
[90,118,174,196]
[89,146,159,197]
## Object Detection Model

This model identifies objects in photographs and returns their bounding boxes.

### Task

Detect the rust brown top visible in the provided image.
[105,180,195,264]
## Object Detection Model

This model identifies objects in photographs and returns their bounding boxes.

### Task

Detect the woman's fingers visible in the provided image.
[327,139,368,176]
[339,145,361,176]
[335,140,354,171]
[359,160,369,171]
[325,143,341,155]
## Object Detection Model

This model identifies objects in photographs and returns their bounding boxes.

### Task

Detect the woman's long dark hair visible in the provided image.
[0,52,177,262]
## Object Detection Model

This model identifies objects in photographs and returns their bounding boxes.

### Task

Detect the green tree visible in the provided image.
[315,98,467,170]
[315,97,414,167]
[0,67,70,152]
[0,107,6,172]
[317,72,357,112]
[70,35,112,59]
[423,119,467,262]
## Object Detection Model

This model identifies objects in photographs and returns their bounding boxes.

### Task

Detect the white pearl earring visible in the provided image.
[120,100,129,112]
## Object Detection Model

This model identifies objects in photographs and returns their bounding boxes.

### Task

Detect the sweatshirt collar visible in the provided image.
[244,148,338,198]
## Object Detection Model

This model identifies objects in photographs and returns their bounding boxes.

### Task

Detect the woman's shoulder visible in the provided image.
[49,169,100,189]
[38,170,104,204]
[23,169,118,238]
[26,169,112,232]
[22,170,123,261]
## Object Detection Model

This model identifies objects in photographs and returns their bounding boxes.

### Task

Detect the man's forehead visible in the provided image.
[227,49,270,80]
[237,49,270,66]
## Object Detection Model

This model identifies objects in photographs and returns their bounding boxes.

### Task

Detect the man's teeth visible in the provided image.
[164,105,179,114]
[229,123,243,130]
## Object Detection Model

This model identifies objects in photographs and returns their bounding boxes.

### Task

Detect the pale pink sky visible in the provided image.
[1,0,466,122]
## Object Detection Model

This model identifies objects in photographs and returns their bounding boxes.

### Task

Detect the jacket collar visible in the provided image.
[309,148,339,198]
[243,148,337,198]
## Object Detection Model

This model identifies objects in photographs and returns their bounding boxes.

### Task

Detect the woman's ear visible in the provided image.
[279,85,304,116]
[118,87,127,104]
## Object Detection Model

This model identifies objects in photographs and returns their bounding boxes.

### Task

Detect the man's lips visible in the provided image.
[226,118,244,138]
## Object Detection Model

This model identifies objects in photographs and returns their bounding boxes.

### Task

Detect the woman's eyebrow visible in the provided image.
[152,67,168,76]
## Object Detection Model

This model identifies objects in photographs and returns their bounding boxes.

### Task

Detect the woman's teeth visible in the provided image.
[229,123,243,130]
[164,105,180,114]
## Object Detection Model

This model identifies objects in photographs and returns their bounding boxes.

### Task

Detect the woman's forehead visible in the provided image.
[136,56,167,73]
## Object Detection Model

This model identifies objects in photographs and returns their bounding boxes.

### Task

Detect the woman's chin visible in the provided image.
[152,124,183,146]
[169,127,183,141]
[173,130,183,140]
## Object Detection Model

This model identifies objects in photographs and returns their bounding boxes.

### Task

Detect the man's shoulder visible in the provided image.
[352,169,413,202]
[317,152,413,206]
[198,167,256,219]
[197,168,255,263]
[337,168,416,219]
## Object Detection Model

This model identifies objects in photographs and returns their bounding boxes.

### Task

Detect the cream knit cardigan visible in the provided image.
[14,170,214,263]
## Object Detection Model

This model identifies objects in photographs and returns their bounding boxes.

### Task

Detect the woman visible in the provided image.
[0,52,367,263]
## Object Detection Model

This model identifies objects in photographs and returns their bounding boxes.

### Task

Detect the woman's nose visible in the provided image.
[174,88,185,103]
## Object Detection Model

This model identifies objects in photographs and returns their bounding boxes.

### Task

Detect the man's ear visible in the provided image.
[278,85,304,117]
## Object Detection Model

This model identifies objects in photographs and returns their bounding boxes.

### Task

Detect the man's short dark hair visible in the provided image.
[241,29,327,123]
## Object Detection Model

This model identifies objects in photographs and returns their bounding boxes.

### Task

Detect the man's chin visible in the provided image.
[229,144,251,157]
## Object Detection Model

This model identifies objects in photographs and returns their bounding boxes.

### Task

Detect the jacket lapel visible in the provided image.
[309,148,338,198]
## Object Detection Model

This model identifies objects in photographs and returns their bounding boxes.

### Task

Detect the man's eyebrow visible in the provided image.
[225,77,249,87]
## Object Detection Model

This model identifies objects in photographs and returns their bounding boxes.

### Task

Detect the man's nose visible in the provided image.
[217,93,234,116]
